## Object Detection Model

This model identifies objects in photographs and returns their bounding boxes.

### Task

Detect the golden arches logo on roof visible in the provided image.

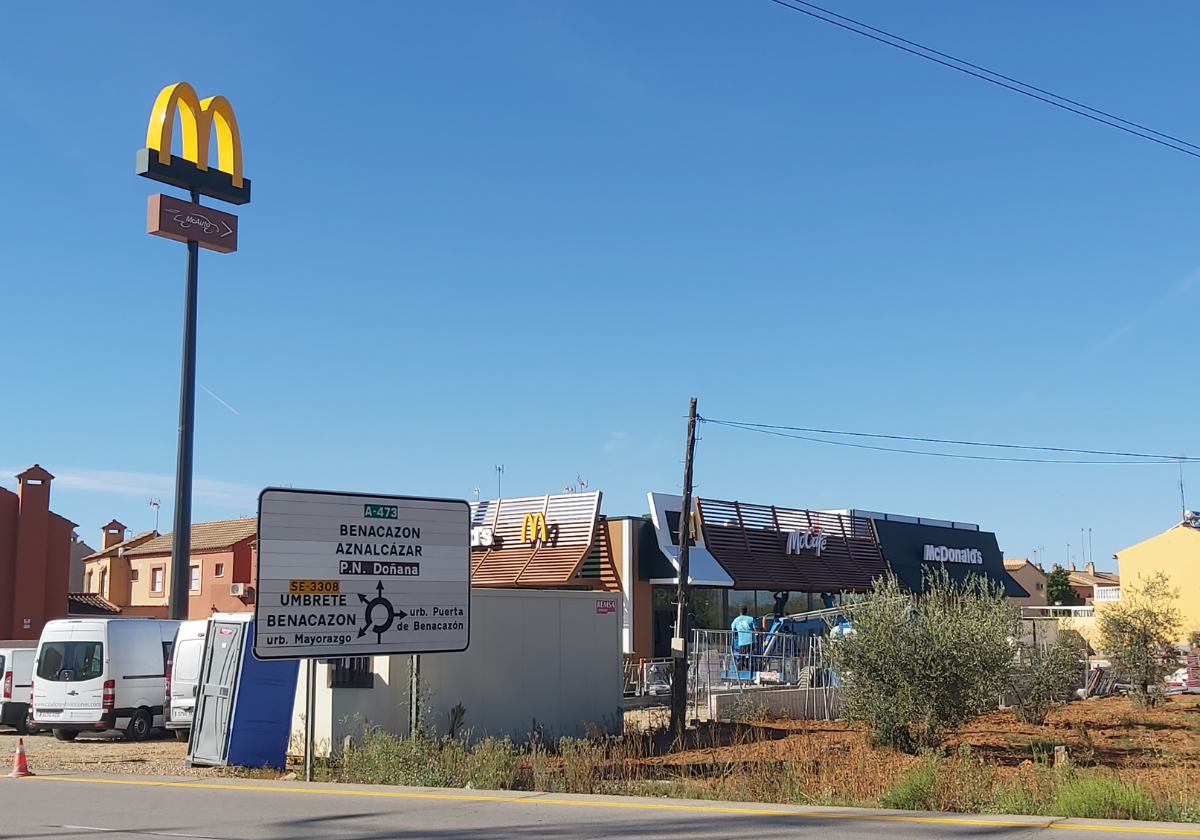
[136,82,251,205]
[520,512,548,544]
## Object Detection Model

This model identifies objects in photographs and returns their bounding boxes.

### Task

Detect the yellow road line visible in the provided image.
[25,776,1200,835]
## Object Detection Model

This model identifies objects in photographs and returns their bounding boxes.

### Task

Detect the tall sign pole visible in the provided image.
[136,83,250,621]
[670,397,698,740]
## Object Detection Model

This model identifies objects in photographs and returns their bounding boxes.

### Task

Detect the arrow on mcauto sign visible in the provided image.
[146,193,239,254]
[358,581,408,644]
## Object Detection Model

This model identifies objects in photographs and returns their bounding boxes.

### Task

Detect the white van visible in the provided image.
[0,643,38,734]
[32,618,179,741]
[165,619,208,740]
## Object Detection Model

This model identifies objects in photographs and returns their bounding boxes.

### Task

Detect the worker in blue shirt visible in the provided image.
[731,605,755,672]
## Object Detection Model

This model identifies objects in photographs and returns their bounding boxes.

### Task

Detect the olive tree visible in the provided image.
[1097,572,1183,707]
[831,568,1022,751]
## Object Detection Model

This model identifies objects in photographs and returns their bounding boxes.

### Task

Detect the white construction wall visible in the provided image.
[291,588,623,752]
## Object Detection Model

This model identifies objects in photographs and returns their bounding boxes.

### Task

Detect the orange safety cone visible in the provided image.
[7,737,34,778]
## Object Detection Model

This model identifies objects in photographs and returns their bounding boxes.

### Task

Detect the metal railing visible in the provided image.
[689,628,842,720]
[1093,586,1122,602]
[622,656,673,698]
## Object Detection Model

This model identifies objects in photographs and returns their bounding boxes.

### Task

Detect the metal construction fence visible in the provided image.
[689,628,842,721]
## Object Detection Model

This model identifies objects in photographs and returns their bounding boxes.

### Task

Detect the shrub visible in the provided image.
[832,568,1022,750]
[879,759,938,811]
[1052,775,1159,821]
[1011,636,1085,725]
[1098,572,1183,707]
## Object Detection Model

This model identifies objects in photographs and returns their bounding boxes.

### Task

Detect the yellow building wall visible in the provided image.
[1116,524,1200,642]
[127,556,170,610]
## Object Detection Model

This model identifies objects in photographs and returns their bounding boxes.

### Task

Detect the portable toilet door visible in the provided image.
[187,619,245,766]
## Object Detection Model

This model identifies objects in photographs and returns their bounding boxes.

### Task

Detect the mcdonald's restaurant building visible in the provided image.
[466,491,1025,661]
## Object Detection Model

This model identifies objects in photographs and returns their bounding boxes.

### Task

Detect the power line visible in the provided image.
[764,0,1200,160]
[701,417,1197,465]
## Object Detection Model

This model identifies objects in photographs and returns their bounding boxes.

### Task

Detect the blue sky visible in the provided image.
[3,1,1199,572]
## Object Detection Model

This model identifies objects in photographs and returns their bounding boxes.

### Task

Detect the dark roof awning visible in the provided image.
[695,498,895,592]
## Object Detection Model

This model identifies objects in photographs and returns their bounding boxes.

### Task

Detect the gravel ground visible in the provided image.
[0,727,296,778]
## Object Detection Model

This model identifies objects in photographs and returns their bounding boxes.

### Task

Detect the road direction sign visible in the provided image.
[147,194,239,253]
[254,488,471,660]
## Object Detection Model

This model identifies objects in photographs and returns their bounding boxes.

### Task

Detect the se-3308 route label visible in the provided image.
[253,488,471,660]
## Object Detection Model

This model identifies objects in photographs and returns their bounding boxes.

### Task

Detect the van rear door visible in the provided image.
[11,650,34,705]
[34,623,106,725]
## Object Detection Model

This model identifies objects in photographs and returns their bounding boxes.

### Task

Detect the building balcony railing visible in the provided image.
[1093,585,1122,602]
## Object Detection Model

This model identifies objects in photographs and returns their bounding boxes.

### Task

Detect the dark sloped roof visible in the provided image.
[68,593,122,614]
[126,518,257,557]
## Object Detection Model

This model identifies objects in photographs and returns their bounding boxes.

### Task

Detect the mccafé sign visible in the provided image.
[786,528,828,557]
[923,544,983,565]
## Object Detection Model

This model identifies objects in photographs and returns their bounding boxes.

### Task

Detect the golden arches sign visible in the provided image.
[520,512,549,544]
[137,81,250,205]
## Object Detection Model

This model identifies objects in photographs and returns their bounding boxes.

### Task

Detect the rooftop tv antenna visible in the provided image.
[495,465,504,499]
[148,497,161,532]
[564,474,588,494]
[469,486,480,502]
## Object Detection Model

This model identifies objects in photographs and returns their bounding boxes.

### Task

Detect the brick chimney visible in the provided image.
[1085,561,1095,576]
[1069,563,1076,572]
[101,519,127,550]
[13,465,53,637]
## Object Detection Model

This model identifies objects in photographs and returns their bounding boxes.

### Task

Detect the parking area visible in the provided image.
[0,728,285,777]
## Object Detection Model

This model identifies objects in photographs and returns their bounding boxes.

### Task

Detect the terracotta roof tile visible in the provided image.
[82,530,159,562]
[68,593,122,614]
[126,517,257,557]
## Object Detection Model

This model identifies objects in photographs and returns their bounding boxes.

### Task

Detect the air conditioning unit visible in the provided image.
[229,583,248,597]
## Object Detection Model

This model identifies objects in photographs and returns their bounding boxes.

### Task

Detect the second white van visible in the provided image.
[165,619,208,740]
[32,618,180,741]
[0,643,37,734]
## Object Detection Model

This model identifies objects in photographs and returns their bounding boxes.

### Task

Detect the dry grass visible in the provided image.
[326,695,1200,821]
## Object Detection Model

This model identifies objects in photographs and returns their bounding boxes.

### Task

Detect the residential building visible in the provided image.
[1003,557,1048,607]
[80,521,162,617]
[122,518,258,619]
[0,465,77,639]
[1067,562,1120,605]
[68,531,96,591]
[1115,523,1200,642]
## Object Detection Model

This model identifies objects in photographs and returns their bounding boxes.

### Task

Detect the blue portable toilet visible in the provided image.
[187,614,299,769]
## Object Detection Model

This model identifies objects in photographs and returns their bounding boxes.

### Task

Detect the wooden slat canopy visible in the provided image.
[695,498,894,592]
[470,492,604,587]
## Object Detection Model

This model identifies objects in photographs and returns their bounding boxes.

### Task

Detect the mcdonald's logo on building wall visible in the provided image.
[136,82,251,205]
[520,512,549,544]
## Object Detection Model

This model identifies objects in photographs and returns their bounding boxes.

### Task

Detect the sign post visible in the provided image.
[136,82,251,622]
[255,488,472,778]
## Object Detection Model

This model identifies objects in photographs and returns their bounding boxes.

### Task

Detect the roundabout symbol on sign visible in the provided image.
[359,581,408,644]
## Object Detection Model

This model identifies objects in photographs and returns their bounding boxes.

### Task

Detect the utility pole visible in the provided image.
[670,397,698,740]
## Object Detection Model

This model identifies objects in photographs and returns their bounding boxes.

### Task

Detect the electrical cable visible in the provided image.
[700,417,1196,465]
[763,0,1200,160]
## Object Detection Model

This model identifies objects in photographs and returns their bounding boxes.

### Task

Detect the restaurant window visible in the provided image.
[151,567,164,594]
[328,657,374,689]
[189,566,201,591]
[214,563,225,578]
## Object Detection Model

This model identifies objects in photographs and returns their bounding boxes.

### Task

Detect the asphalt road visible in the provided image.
[3,774,1198,840]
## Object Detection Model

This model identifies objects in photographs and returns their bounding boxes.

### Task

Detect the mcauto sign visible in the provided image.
[254,489,471,660]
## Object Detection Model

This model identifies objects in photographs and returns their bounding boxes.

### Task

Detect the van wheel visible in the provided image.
[53,728,79,741]
[174,728,189,742]
[125,709,152,742]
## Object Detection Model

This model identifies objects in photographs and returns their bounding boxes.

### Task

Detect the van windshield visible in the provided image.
[37,642,104,682]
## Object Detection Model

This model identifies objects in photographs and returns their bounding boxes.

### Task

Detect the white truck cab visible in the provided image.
[32,618,179,741]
